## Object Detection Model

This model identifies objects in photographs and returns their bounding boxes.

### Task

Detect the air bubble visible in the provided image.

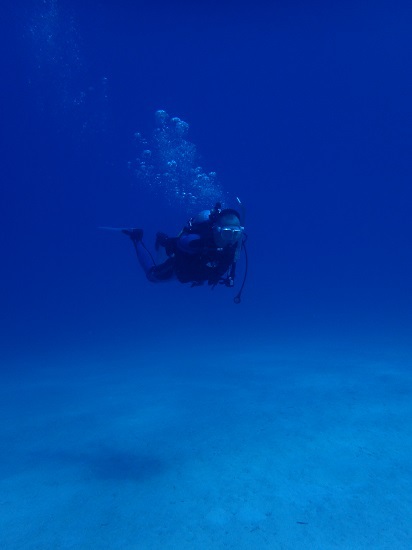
[131,110,224,209]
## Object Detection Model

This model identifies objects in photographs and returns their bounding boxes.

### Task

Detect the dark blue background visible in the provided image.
[1,0,411,360]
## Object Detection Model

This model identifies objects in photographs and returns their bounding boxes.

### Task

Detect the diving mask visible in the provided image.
[214,225,244,246]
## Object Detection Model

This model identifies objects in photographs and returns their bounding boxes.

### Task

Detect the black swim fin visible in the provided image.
[99,226,143,241]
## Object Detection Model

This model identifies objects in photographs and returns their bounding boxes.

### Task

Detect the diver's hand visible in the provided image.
[155,232,169,250]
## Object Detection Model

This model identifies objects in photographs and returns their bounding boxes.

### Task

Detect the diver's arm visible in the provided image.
[155,232,203,256]
[177,233,203,254]
[155,233,178,256]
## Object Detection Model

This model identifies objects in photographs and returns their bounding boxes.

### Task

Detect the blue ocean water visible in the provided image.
[1,1,412,548]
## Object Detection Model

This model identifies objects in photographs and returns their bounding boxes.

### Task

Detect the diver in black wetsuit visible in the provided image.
[123,202,247,300]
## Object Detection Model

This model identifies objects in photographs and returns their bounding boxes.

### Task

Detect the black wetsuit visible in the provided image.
[148,228,237,285]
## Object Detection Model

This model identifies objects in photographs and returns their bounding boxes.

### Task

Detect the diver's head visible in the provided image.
[212,209,243,248]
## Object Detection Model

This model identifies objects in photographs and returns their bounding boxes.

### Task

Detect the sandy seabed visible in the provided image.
[2,340,412,549]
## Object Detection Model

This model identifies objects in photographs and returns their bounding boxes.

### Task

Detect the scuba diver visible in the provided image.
[122,201,248,303]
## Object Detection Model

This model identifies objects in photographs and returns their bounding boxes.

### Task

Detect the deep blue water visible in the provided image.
[1,1,411,363]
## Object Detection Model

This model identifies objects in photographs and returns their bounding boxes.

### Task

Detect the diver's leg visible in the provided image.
[132,239,156,276]
[147,258,175,283]
[122,229,156,277]
[123,229,175,283]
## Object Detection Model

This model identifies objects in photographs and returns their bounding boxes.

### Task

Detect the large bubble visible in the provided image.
[131,110,225,210]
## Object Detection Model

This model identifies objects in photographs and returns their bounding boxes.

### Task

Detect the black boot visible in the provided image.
[122,228,144,241]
